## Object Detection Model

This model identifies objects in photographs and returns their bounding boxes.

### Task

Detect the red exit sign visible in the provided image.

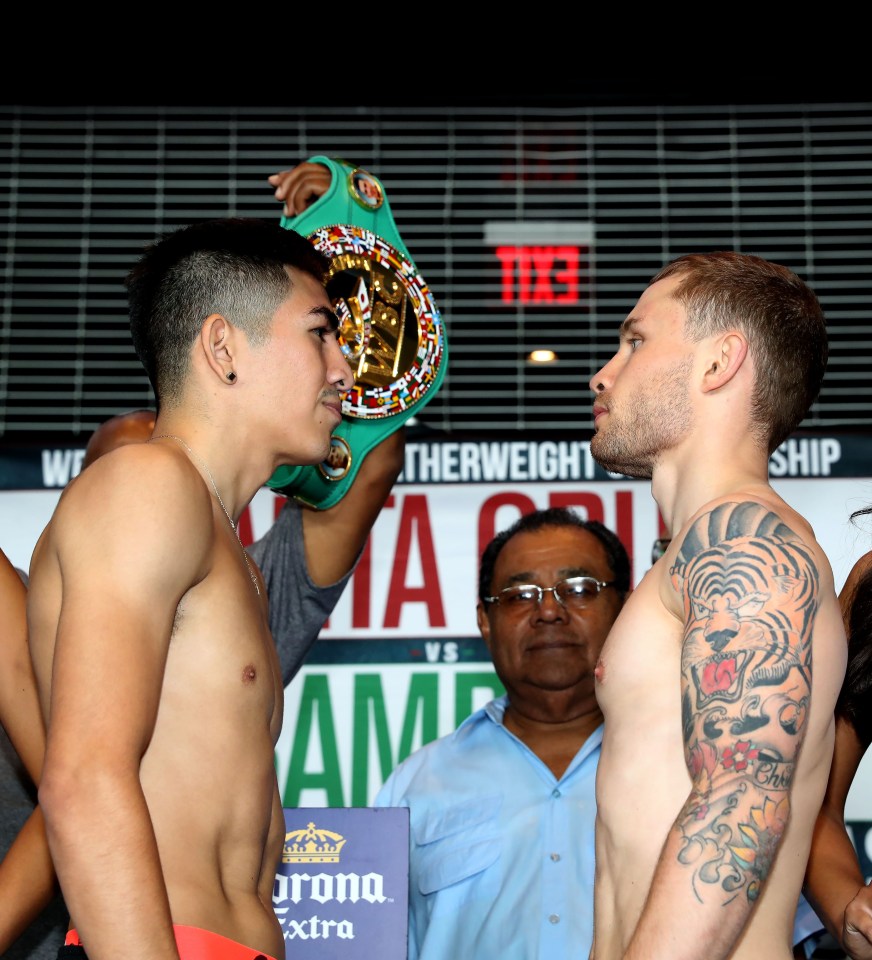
[485,221,594,308]
[495,245,587,304]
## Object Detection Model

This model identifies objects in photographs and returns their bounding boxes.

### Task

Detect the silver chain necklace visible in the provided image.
[150,435,260,596]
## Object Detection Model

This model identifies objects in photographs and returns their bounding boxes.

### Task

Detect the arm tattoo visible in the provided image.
[670,501,818,904]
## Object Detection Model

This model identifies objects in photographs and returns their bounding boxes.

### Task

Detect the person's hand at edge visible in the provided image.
[268,162,332,218]
[843,882,872,959]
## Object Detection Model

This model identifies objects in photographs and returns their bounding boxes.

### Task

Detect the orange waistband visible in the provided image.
[65,925,277,960]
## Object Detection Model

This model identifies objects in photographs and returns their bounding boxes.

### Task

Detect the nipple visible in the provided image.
[594,658,605,683]
[242,664,257,684]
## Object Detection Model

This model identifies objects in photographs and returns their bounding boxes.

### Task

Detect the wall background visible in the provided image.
[1,98,871,441]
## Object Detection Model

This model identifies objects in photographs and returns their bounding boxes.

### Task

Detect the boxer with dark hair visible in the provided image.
[29,216,353,960]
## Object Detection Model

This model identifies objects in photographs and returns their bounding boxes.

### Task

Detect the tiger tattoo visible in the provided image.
[668,501,819,904]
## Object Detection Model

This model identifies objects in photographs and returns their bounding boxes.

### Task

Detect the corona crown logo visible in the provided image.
[283,822,347,864]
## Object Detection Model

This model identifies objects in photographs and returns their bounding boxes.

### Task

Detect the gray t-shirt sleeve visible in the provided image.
[247,499,355,687]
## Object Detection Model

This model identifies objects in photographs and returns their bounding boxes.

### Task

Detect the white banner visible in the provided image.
[6,476,871,620]
[4,471,872,815]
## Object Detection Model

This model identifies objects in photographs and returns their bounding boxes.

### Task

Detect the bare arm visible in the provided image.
[803,551,872,959]
[35,448,212,960]
[624,502,820,959]
[805,718,871,957]
[0,549,44,783]
[0,548,58,954]
[0,806,58,954]
[249,429,404,685]
[301,428,404,586]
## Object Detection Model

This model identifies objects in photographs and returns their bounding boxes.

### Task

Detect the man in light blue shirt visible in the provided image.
[374,509,827,960]
[375,507,629,960]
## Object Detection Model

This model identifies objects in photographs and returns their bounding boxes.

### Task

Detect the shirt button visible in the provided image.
[549,914,560,924]
[550,852,561,862]
[552,788,561,798]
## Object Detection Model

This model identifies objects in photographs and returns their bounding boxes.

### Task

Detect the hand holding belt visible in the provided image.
[267,155,448,509]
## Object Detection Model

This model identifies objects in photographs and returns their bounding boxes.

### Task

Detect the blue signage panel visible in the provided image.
[274,807,409,958]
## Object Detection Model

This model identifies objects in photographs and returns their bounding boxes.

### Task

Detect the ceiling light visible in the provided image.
[528,349,558,364]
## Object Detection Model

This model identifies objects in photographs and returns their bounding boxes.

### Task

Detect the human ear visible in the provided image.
[701,331,748,393]
[199,314,238,385]
[477,603,493,651]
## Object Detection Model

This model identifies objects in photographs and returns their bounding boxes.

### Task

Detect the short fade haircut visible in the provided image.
[125,217,331,407]
[650,251,828,455]
[478,506,631,603]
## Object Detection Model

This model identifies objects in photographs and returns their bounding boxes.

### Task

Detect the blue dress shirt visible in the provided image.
[374,696,600,960]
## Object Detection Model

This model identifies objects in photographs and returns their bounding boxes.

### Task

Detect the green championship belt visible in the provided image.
[267,155,447,509]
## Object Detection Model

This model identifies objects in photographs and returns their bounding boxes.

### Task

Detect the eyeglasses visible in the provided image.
[483,576,615,609]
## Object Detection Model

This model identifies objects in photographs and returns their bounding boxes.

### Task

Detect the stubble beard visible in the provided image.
[590,356,694,478]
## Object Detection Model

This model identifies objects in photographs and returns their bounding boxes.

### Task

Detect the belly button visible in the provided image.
[242,664,257,684]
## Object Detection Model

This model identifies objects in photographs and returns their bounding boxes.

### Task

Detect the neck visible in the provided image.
[502,693,602,741]
[150,413,264,524]
[651,437,771,535]
[150,434,237,530]
[502,699,602,779]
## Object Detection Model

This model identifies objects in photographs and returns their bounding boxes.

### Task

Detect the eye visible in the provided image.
[561,577,598,600]
[312,310,340,342]
[627,336,642,351]
[506,585,537,604]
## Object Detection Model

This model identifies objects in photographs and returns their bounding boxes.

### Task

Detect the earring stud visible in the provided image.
[227,371,237,382]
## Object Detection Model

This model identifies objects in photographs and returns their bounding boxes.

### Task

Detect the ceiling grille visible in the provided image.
[1,101,870,442]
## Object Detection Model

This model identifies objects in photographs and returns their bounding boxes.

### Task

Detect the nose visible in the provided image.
[589,354,617,395]
[331,340,355,391]
[533,588,569,621]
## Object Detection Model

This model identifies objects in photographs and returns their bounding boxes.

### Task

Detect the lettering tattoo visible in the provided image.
[671,501,818,905]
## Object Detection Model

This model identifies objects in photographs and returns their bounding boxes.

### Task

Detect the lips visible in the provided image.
[527,638,580,653]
